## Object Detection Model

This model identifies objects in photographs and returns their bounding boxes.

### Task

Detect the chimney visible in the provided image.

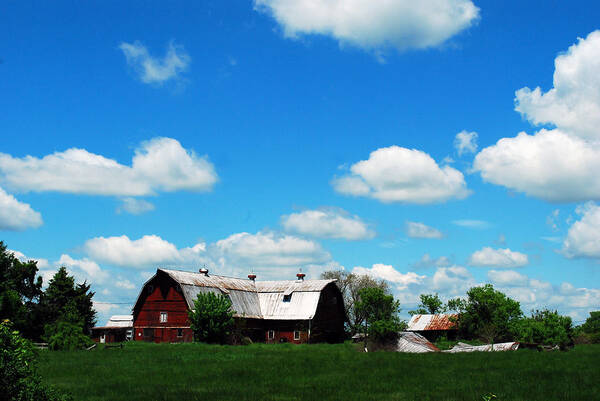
[296,272,305,281]
[199,267,209,276]
[248,273,256,281]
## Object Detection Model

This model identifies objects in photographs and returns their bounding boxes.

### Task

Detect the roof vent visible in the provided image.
[199,268,209,276]
[248,273,256,281]
[296,272,305,281]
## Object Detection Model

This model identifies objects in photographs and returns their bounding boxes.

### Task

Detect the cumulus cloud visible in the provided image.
[405,221,443,239]
[281,208,375,240]
[515,30,600,141]
[474,129,600,202]
[412,253,452,269]
[474,31,600,202]
[0,187,42,231]
[0,137,217,197]
[468,247,528,268]
[83,235,205,268]
[487,270,529,286]
[562,202,600,259]
[431,265,476,295]
[120,40,190,85]
[57,254,110,284]
[9,249,49,269]
[454,130,478,156]
[117,198,155,215]
[332,146,470,204]
[254,0,479,53]
[352,264,425,290]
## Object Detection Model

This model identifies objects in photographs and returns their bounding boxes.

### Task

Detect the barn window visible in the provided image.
[294,330,300,340]
[143,328,153,337]
[268,330,275,340]
[177,328,183,337]
[283,294,292,302]
[160,312,168,323]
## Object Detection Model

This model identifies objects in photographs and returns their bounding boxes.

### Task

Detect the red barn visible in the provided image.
[132,268,345,344]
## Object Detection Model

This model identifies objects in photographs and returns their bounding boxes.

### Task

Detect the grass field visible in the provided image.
[38,342,599,401]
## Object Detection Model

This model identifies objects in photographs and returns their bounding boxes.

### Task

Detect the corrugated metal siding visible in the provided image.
[443,342,519,353]
[161,269,257,291]
[396,332,440,353]
[258,292,321,320]
[255,280,334,293]
[407,314,458,331]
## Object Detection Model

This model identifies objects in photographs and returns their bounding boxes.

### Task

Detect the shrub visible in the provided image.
[43,304,93,351]
[188,292,235,344]
[0,319,71,401]
[513,309,573,347]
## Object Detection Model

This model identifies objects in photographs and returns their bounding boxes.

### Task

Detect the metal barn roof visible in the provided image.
[443,342,520,353]
[145,268,337,321]
[93,315,133,330]
[407,314,458,331]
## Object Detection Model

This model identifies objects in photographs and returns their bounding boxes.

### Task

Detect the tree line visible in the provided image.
[0,241,96,349]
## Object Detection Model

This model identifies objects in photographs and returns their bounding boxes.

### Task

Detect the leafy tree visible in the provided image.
[38,267,96,335]
[513,309,573,346]
[580,311,600,334]
[355,287,404,344]
[43,304,93,351]
[0,319,71,400]
[454,284,522,342]
[188,292,235,344]
[321,270,389,334]
[0,242,44,339]
[409,293,447,315]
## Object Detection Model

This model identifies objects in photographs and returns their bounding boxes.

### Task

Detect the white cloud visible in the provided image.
[115,278,136,290]
[119,40,190,85]
[0,187,42,231]
[473,129,600,202]
[515,30,600,141]
[405,221,443,239]
[0,137,217,196]
[352,264,425,290]
[487,270,529,286]
[413,253,451,269]
[468,247,528,268]
[474,31,600,202]
[117,198,155,215]
[332,146,470,204]
[547,209,560,231]
[254,0,479,53]
[431,265,475,295]
[93,301,121,315]
[83,235,198,268]
[214,231,330,269]
[281,208,375,240]
[562,202,600,259]
[9,249,49,269]
[452,219,490,229]
[57,254,110,284]
[454,130,478,156]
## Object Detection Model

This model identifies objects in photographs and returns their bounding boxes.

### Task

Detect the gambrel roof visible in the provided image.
[135,268,338,321]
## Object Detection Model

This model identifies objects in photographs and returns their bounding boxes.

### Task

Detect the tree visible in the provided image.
[0,319,71,400]
[38,267,97,336]
[355,287,404,345]
[188,292,235,344]
[43,303,93,351]
[321,270,389,334]
[454,284,522,342]
[580,311,600,334]
[0,242,44,339]
[409,293,446,315]
[513,309,573,346]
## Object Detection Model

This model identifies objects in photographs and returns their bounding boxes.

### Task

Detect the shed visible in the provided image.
[91,315,133,343]
[406,314,458,341]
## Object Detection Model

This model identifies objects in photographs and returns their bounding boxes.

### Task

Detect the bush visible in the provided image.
[43,304,93,351]
[513,309,573,346]
[0,319,71,401]
[188,292,235,344]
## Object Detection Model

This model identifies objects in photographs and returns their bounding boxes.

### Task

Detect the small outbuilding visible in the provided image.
[406,314,458,341]
[91,315,133,343]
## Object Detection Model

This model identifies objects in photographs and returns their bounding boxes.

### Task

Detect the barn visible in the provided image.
[132,268,346,344]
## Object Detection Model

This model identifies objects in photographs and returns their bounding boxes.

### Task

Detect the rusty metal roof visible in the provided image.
[396,332,440,353]
[149,268,337,320]
[443,342,519,353]
[407,314,458,331]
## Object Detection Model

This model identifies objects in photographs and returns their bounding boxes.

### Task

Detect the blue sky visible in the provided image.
[1,0,599,325]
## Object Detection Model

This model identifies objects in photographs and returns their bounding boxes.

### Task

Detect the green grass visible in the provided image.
[37,342,600,401]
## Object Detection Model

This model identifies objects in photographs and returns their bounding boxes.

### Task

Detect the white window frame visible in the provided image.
[160,312,168,323]
[268,330,275,340]
[294,330,300,341]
